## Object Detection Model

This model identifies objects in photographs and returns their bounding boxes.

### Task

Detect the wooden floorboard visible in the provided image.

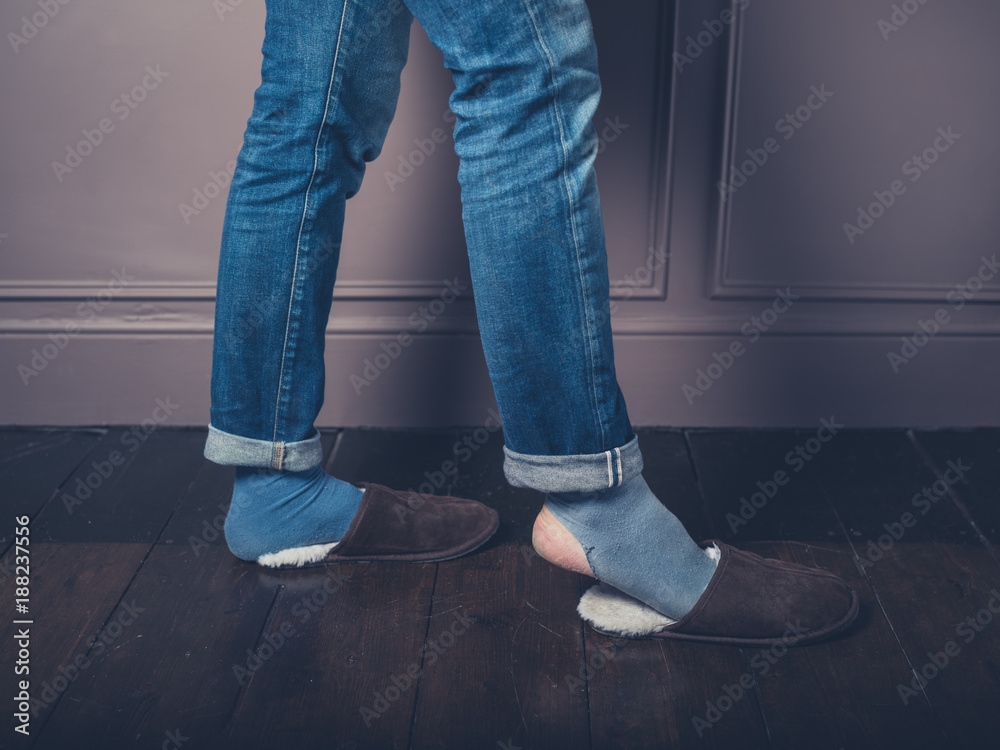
[30,543,278,750]
[802,431,1000,745]
[409,545,589,750]
[0,427,205,742]
[326,428,481,491]
[740,541,945,750]
[640,429,716,542]
[440,430,539,551]
[4,427,1000,748]
[31,428,207,543]
[911,428,1000,548]
[685,428,851,545]
[0,429,104,550]
[32,430,343,749]
[586,429,769,749]
[0,542,151,740]
[684,430,961,748]
[225,562,438,750]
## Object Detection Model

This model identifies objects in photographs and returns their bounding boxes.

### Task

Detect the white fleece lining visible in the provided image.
[577,543,721,637]
[257,541,339,568]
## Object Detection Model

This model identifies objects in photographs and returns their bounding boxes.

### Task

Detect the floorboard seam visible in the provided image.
[579,572,593,750]
[906,430,1000,570]
[405,562,439,750]
[27,536,162,747]
[222,584,284,740]
[742,647,773,749]
[828,502,952,745]
[0,430,116,560]
[680,430,721,541]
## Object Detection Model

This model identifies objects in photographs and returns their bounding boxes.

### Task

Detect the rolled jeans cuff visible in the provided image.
[203,423,323,471]
[502,434,643,493]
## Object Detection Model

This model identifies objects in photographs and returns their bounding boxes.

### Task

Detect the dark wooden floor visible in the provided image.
[2,426,999,749]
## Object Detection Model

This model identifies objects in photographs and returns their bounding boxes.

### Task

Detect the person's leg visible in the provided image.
[396,0,718,620]
[401,0,856,636]
[207,0,413,465]
[204,0,497,567]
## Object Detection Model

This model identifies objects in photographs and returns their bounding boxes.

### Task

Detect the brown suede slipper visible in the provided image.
[577,540,859,647]
[256,482,499,569]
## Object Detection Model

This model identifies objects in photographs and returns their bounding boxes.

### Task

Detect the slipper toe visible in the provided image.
[260,482,500,569]
[579,541,859,647]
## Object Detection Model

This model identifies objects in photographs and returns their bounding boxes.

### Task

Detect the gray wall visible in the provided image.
[2,0,999,428]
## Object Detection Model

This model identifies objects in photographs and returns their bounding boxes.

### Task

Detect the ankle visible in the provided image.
[532,505,595,577]
[223,464,365,562]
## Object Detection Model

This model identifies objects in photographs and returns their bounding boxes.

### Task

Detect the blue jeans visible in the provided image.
[204,0,643,493]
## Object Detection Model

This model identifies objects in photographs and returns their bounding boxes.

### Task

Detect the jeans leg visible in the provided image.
[205,0,414,470]
[401,0,640,492]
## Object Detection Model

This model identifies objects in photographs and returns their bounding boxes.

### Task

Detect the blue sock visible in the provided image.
[545,473,718,620]
[224,464,365,563]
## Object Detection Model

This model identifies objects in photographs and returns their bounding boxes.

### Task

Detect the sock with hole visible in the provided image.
[544,472,719,620]
[224,464,365,566]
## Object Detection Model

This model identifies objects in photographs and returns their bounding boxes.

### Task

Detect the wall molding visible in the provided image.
[706,2,1000,304]
[5,308,1000,337]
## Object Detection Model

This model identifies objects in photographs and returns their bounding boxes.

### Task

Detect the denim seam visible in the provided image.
[503,434,641,492]
[272,0,351,447]
[607,446,623,486]
[521,0,607,448]
[205,423,322,471]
